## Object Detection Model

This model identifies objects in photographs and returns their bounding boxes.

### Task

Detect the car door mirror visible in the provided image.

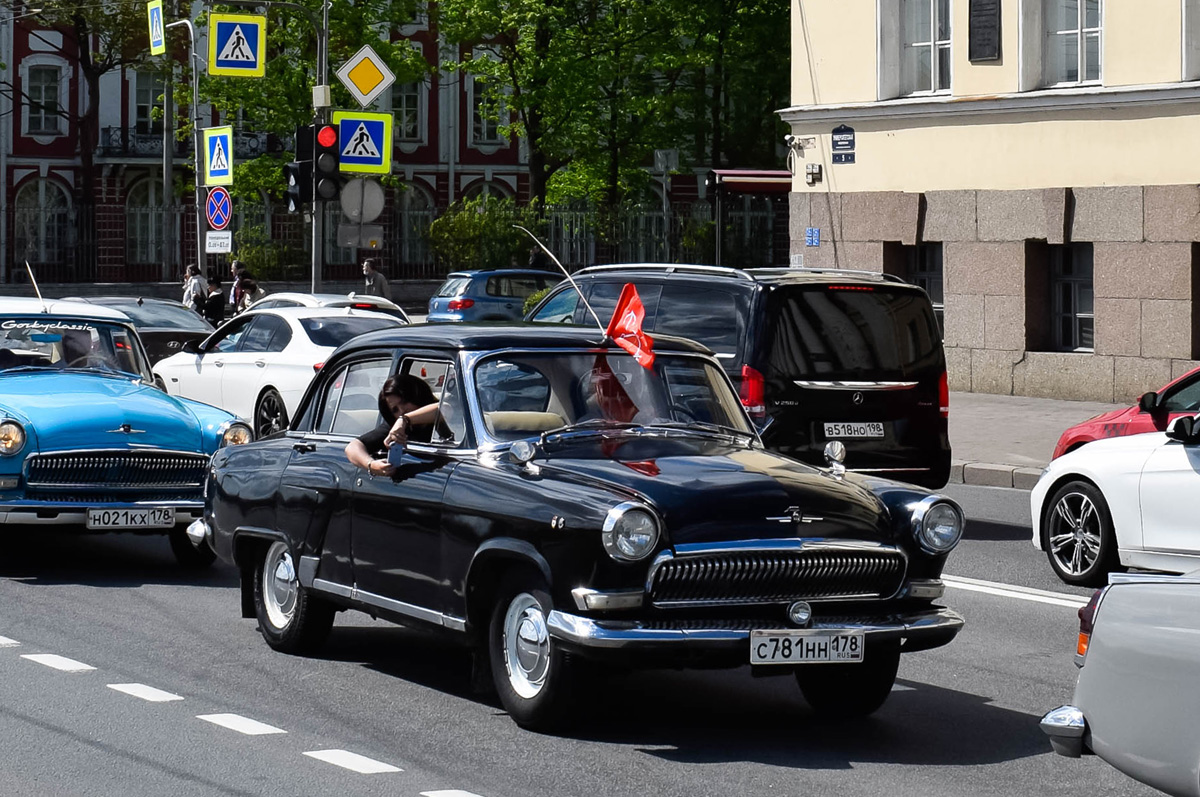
[182,339,203,354]
[1166,415,1196,442]
[1138,391,1161,413]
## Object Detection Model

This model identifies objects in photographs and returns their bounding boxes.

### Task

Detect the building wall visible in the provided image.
[783,0,1200,402]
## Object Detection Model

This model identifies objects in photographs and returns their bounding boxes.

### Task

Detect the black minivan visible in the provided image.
[526,265,950,488]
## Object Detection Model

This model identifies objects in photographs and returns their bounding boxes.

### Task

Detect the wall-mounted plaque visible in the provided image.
[969,0,1001,62]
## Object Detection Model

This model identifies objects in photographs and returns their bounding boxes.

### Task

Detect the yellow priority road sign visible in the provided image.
[335,45,396,108]
[208,13,266,77]
[147,0,165,56]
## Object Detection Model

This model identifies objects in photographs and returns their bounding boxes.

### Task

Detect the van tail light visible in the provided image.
[447,298,475,311]
[740,365,766,421]
[938,371,949,418]
[1076,588,1106,660]
[351,303,374,309]
[313,362,324,373]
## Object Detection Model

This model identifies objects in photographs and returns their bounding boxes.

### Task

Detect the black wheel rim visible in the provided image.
[257,393,287,436]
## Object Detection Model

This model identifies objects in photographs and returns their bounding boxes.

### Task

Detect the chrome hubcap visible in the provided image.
[263,541,298,630]
[502,592,549,699]
[1048,492,1102,576]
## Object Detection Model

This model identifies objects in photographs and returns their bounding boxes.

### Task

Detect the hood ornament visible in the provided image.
[106,423,146,434]
[767,506,824,525]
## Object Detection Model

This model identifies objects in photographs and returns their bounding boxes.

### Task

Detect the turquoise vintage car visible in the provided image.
[0,297,253,566]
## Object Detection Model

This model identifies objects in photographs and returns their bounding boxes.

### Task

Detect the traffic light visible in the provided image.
[283,160,311,214]
[313,123,340,201]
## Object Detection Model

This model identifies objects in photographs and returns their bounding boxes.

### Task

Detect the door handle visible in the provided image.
[255,360,266,367]
[292,442,316,453]
[214,360,224,367]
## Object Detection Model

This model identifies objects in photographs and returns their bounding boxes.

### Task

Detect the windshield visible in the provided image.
[0,317,150,379]
[98,300,212,331]
[299,315,401,347]
[473,351,753,443]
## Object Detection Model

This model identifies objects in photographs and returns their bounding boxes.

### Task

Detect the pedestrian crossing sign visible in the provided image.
[208,13,265,77]
[147,0,165,56]
[202,126,234,186]
[332,110,392,174]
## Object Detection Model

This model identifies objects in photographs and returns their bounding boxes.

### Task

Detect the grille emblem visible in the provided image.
[106,423,146,434]
[852,392,864,405]
[767,506,824,525]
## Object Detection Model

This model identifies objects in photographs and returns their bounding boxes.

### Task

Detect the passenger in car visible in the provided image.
[344,374,440,477]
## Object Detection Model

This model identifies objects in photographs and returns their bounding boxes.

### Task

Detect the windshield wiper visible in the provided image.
[539,418,643,443]
[645,421,757,441]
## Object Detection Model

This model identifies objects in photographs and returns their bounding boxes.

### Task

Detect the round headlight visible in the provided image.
[220,422,254,447]
[913,499,964,554]
[602,502,661,562]
[0,421,25,456]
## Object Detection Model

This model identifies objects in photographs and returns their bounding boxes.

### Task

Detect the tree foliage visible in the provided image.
[426,195,541,272]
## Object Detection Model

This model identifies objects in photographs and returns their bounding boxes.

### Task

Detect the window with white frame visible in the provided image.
[14,179,71,264]
[392,81,422,142]
[126,180,164,264]
[27,66,61,134]
[135,73,165,136]
[900,0,951,94]
[1050,243,1094,352]
[1045,0,1102,85]
[470,75,507,146]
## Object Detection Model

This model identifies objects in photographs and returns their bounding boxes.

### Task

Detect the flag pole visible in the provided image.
[513,225,607,340]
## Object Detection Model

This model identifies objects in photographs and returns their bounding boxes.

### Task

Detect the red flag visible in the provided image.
[605,283,655,368]
[592,354,638,423]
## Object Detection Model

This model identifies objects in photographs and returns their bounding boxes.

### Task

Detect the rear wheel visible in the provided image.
[795,641,901,718]
[488,572,574,730]
[254,389,289,438]
[253,541,334,654]
[1043,480,1121,587]
[167,527,215,569]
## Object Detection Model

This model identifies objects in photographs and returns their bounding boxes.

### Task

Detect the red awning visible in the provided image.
[710,169,792,194]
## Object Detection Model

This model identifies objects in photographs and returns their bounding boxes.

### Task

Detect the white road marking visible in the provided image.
[422,792,487,797]
[0,636,19,647]
[21,654,95,672]
[108,683,184,702]
[303,749,402,774]
[196,713,286,735]
[942,575,1090,609]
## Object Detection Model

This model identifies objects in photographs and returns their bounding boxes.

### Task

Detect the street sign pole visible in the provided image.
[165,18,205,279]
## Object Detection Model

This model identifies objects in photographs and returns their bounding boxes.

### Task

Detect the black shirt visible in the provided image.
[357,419,433,456]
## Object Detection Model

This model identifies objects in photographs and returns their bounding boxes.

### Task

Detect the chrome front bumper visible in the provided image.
[1041,705,1089,758]
[546,606,964,653]
[0,500,203,526]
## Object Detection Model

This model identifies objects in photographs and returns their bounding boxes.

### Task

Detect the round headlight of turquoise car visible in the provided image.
[0,421,25,456]
[911,497,964,554]
[220,422,254,447]
[602,502,661,562]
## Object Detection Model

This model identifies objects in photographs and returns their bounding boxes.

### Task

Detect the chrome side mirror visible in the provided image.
[824,440,846,479]
[509,440,537,465]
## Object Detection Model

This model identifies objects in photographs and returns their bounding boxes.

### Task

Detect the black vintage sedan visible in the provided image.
[193,324,966,729]
[62,296,213,367]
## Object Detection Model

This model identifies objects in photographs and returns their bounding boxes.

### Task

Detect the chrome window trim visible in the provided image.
[311,578,466,632]
[792,380,918,390]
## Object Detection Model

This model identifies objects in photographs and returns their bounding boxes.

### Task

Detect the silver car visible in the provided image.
[1042,571,1200,796]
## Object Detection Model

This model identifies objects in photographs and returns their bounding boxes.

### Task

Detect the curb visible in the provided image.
[950,460,1045,491]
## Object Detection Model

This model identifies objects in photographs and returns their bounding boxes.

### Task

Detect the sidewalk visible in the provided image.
[948,391,1125,489]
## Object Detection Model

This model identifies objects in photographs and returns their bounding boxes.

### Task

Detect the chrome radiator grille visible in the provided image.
[648,548,907,607]
[26,451,209,491]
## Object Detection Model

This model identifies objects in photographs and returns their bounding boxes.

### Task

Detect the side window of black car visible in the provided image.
[530,287,580,324]
[586,282,663,329]
[400,358,466,448]
[315,358,392,435]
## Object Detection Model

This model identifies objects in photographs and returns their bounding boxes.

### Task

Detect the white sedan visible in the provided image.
[153,307,403,436]
[1031,417,1200,586]
[244,292,410,323]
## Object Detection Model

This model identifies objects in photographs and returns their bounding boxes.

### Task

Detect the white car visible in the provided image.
[244,292,410,323]
[153,307,404,436]
[1031,417,1200,586]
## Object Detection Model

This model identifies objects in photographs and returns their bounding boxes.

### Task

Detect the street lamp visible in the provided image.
[0,7,43,285]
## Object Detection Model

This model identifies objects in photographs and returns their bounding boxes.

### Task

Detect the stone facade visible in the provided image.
[790,185,1200,402]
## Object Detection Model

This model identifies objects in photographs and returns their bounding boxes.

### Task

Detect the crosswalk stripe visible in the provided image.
[21,654,95,672]
[0,636,19,647]
[196,713,286,735]
[421,791,488,797]
[303,749,402,774]
[108,683,184,702]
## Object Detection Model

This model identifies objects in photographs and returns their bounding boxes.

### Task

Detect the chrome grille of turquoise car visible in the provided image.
[25,451,209,491]
[648,548,907,607]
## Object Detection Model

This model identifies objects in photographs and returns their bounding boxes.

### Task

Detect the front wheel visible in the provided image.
[253,540,334,654]
[488,573,574,730]
[795,641,901,718]
[1043,480,1121,587]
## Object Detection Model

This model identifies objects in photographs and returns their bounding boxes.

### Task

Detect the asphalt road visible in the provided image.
[0,486,1159,797]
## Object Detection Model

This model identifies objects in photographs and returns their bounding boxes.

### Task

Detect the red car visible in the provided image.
[1053,366,1200,458]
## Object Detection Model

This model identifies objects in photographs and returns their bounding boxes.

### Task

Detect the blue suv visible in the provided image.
[427,269,560,322]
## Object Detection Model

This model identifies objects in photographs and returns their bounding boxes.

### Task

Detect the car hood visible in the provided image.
[535,435,893,545]
[0,371,207,452]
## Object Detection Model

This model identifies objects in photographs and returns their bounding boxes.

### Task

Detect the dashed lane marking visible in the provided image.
[21,654,96,672]
[196,713,286,736]
[0,636,19,647]
[942,575,1090,609]
[422,792,487,797]
[108,683,184,702]
[304,749,402,774]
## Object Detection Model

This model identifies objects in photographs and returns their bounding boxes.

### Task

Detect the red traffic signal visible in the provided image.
[314,124,340,200]
[316,124,337,149]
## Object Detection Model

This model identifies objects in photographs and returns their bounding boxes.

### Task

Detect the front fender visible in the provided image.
[462,538,554,637]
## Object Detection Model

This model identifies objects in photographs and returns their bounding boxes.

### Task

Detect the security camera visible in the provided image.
[784,134,797,148]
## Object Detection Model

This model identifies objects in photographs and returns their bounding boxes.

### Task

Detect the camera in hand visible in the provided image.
[386,443,405,467]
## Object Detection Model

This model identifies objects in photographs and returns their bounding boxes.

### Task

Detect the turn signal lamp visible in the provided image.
[1076,588,1105,660]
[739,364,766,421]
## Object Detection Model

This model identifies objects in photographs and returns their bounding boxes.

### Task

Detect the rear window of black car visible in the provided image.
[586,281,744,359]
[764,285,942,381]
[105,301,211,331]
[300,316,398,347]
